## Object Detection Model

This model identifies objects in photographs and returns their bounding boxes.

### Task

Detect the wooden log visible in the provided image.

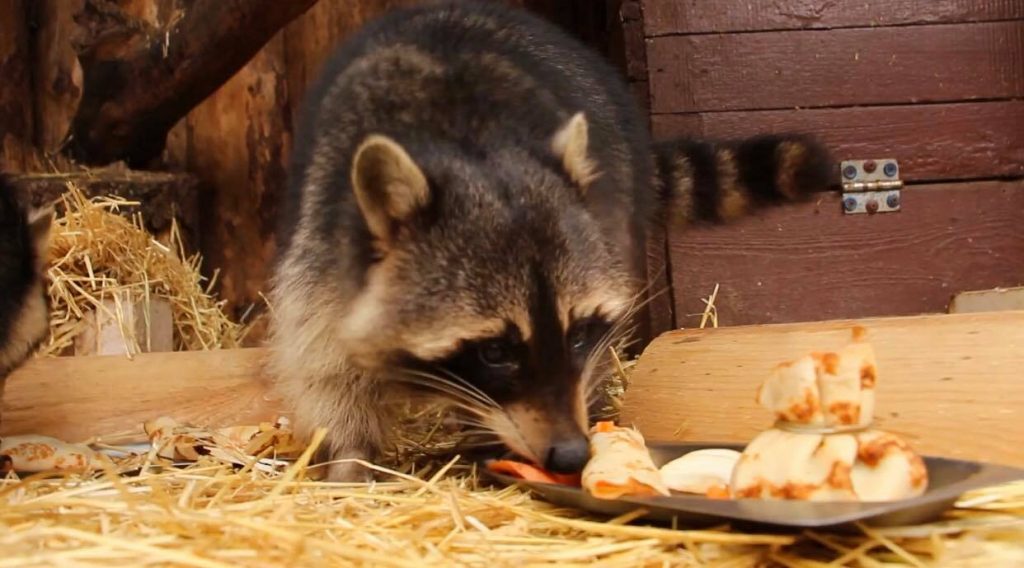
[30,0,85,155]
[642,0,1024,36]
[183,37,289,319]
[0,0,34,172]
[1,348,282,444]
[646,21,1024,114]
[619,311,1024,467]
[651,101,1024,183]
[66,0,318,166]
[667,180,1024,328]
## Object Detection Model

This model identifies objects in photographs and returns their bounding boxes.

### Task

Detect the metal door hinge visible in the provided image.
[840,159,902,215]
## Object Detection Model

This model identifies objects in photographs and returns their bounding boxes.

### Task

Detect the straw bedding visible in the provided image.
[2,424,1022,568]
[3,185,1022,567]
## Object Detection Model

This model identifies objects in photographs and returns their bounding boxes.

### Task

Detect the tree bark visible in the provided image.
[66,0,318,167]
[0,0,35,172]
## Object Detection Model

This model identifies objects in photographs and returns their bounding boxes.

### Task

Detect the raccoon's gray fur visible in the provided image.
[270,0,831,480]
[0,174,52,425]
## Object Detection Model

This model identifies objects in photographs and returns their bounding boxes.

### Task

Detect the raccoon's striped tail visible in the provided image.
[654,134,833,224]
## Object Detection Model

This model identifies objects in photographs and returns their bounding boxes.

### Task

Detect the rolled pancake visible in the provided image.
[582,422,670,499]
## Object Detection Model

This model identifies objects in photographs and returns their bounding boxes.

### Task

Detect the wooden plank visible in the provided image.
[0,349,283,444]
[950,286,1024,314]
[667,180,1024,328]
[647,21,1024,114]
[619,311,1024,467]
[643,224,675,345]
[642,0,1024,36]
[11,170,201,252]
[651,101,1024,183]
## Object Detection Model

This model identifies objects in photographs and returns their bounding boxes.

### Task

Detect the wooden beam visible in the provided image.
[0,348,284,444]
[646,21,1024,114]
[642,0,1024,36]
[619,311,1024,467]
[66,0,318,167]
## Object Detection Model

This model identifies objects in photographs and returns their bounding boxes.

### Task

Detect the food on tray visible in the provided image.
[487,460,581,485]
[659,448,741,496]
[732,327,928,502]
[0,434,113,473]
[582,421,670,500]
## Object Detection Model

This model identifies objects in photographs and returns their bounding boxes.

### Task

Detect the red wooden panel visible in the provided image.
[651,101,1024,183]
[642,0,1024,36]
[668,180,1024,328]
[644,223,674,339]
[647,21,1024,113]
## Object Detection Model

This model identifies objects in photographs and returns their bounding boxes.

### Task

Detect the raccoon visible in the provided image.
[0,174,52,421]
[270,0,831,481]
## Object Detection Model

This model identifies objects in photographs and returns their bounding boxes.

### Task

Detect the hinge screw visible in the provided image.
[866,199,879,214]
[843,197,858,212]
[863,160,877,173]
[886,193,900,208]
[842,164,858,179]
[883,162,898,177]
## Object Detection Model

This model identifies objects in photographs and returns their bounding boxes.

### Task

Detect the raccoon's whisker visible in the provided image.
[435,367,502,409]
[391,376,495,417]
[580,322,634,402]
[395,368,500,409]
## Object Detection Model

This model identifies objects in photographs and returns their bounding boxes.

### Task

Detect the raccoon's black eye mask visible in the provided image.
[396,316,614,400]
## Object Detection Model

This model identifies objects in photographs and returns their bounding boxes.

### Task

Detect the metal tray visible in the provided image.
[482,442,1024,530]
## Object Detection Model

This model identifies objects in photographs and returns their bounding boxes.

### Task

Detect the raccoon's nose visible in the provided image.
[544,436,590,473]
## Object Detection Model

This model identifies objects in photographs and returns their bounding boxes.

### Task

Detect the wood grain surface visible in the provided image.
[950,286,1024,314]
[30,0,85,155]
[619,311,1024,467]
[667,180,1024,329]
[0,349,284,444]
[642,0,1024,36]
[0,0,34,172]
[647,21,1024,114]
[651,101,1024,183]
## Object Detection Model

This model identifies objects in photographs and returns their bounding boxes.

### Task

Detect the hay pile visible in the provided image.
[2,425,1022,567]
[39,183,245,356]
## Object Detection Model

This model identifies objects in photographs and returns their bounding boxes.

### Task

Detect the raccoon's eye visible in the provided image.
[569,318,610,353]
[478,340,517,368]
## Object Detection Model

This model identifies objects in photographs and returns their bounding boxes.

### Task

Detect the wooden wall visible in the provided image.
[0,1,35,171]
[639,0,1024,331]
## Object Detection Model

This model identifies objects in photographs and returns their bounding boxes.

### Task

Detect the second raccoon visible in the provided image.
[270,1,830,480]
[0,174,52,429]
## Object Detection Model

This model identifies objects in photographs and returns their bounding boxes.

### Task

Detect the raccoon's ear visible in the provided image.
[551,112,600,193]
[351,135,430,248]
